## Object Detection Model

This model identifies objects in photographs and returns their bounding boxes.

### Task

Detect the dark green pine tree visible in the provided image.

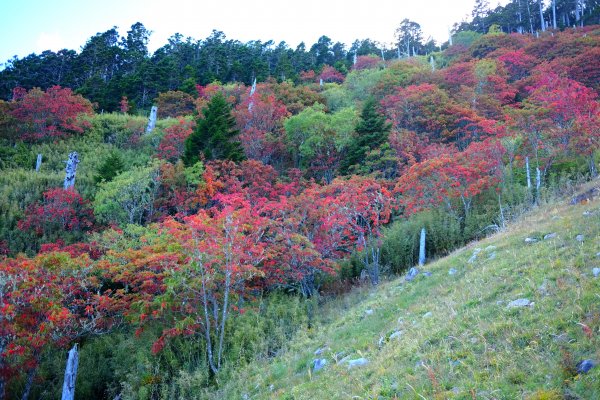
[95,152,125,183]
[183,92,245,166]
[340,97,391,175]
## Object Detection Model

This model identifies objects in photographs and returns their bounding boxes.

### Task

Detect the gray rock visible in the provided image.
[485,245,497,252]
[488,252,496,260]
[544,232,558,240]
[313,358,327,372]
[576,359,597,374]
[314,346,329,355]
[583,210,594,216]
[468,248,482,264]
[406,267,419,281]
[347,358,369,369]
[524,237,538,244]
[423,311,433,318]
[452,387,460,394]
[596,252,600,258]
[378,336,385,348]
[365,309,374,316]
[423,271,432,277]
[507,298,533,308]
[269,384,275,392]
[389,330,403,340]
[449,268,458,275]
[337,355,350,365]
[593,268,600,278]
[538,280,549,295]
[576,234,585,243]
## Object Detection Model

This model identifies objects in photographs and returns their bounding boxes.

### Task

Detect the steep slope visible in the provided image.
[215,183,600,399]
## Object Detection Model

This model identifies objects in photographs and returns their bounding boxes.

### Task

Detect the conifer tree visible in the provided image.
[183,92,245,166]
[95,152,125,183]
[340,97,391,175]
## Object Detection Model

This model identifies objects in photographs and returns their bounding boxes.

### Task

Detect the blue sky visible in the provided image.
[0,0,509,63]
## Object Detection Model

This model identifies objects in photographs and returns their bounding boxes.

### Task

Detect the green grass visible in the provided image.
[209,182,600,399]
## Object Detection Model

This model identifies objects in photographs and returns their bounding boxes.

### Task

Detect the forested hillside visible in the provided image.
[0,2,599,398]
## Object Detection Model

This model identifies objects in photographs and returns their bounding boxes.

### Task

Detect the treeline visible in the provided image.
[0,23,406,112]
[2,1,599,113]
[457,0,600,35]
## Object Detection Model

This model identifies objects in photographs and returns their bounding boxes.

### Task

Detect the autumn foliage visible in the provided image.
[17,188,95,237]
[11,86,93,141]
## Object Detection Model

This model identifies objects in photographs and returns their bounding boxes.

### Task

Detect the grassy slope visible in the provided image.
[215,183,600,400]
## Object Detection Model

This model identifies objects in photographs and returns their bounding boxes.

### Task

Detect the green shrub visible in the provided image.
[381,210,462,274]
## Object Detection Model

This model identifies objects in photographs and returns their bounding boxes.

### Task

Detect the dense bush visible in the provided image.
[381,210,462,274]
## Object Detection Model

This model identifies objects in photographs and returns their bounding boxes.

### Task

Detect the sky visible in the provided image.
[0,0,509,63]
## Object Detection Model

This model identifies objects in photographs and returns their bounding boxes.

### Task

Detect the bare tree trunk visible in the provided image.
[64,152,80,190]
[418,228,426,266]
[20,368,35,400]
[538,0,546,31]
[61,344,79,400]
[217,254,231,370]
[35,154,42,172]
[146,106,158,133]
[526,156,532,190]
[526,0,535,33]
[248,78,257,111]
[535,166,542,204]
[552,0,557,28]
[589,155,597,177]
[195,245,218,375]
[498,194,506,229]
[517,0,524,33]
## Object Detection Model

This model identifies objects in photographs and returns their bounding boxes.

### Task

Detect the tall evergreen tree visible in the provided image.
[340,97,391,175]
[183,92,244,166]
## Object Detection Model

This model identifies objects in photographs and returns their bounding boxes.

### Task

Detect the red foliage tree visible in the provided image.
[157,118,196,162]
[288,177,393,285]
[318,65,345,84]
[521,73,600,175]
[0,252,118,399]
[155,199,268,374]
[395,139,504,226]
[120,96,130,114]
[156,90,196,118]
[299,70,317,83]
[11,86,93,142]
[352,55,382,70]
[498,49,537,82]
[17,188,95,238]
[233,93,289,165]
